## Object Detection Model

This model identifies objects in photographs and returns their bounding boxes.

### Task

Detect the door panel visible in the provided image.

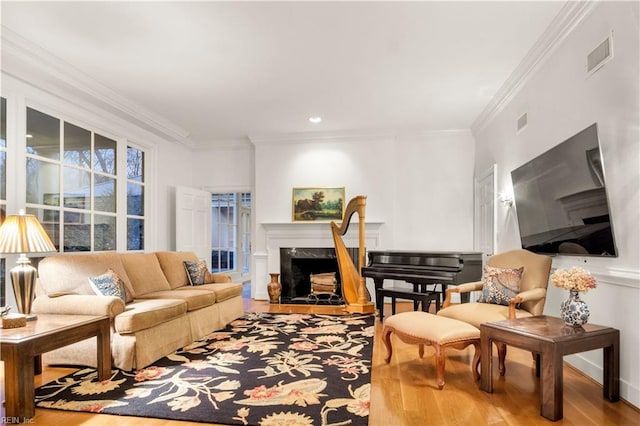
[176,186,212,267]
[475,164,496,265]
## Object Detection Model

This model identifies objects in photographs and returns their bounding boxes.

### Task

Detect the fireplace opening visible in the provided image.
[279,247,357,304]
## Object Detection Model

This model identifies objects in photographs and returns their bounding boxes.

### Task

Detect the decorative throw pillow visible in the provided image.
[88,269,127,303]
[184,260,208,286]
[477,265,524,306]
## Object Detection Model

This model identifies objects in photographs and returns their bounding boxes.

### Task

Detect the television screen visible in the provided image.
[511,123,617,256]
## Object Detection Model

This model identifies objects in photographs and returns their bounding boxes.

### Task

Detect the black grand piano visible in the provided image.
[361,251,483,320]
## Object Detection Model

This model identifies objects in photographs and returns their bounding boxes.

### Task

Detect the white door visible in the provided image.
[474,164,497,264]
[176,186,212,267]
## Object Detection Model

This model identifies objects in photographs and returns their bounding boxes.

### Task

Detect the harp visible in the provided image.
[330,195,375,314]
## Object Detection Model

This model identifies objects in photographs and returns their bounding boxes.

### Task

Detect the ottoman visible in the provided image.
[382,311,481,389]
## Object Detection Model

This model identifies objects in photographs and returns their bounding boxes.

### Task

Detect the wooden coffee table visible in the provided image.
[0,314,111,419]
[480,315,619,421]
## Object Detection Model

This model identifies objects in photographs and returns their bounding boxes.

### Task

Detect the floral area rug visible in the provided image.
[35,312,375,425]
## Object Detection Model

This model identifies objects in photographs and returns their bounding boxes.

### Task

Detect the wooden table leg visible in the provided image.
[96,318,112,381]
[2,345,36,419]
[540,344,563,421]
[603,331,620,402]
[480,328,493,392]
[34,354,42,375]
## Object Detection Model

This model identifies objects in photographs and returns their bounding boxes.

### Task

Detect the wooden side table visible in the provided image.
[480,315,619,421]
[0,314,111,420]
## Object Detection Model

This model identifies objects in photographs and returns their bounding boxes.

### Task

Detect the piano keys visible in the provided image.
[362,250,483,320]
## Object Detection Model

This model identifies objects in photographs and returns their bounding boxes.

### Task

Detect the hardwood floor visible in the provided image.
[14,299,640,425]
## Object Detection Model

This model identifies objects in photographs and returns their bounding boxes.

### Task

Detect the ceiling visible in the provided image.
[1,1,565,146]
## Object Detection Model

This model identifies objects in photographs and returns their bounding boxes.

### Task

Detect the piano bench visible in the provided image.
[377,288,440,321]
[382,311,480,390]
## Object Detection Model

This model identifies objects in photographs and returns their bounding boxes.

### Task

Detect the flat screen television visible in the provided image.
[511,123,617,257]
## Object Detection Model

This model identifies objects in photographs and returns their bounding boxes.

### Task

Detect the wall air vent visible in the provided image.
[517,112,528,132]
[587,34,613,75]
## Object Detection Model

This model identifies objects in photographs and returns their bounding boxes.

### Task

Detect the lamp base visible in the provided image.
[10,254,38,318]
[25,313,38,322]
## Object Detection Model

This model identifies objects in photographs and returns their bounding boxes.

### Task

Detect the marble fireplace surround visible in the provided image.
[258,222,383,301]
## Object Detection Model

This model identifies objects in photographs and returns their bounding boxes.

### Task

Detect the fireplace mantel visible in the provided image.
[259,221,384,289]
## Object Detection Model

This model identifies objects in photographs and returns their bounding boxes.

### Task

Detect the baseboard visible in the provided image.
[565,353,639,409]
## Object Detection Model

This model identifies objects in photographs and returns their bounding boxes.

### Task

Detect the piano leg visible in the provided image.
[412,283,421,311]
[374,278,385,321]
[441,284,470,304]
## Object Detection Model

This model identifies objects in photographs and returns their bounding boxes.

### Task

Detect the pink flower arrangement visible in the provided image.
[551,267,597,293]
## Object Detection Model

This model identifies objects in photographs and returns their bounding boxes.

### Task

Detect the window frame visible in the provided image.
[22,105,147,253]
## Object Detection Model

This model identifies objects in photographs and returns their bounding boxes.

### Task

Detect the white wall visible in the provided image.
[473,2,640,407]
[394,131,475,250]
[154,139,194,251]
[192,144,254,193]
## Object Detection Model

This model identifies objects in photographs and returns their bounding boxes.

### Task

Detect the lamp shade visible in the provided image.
[0,213,56,254]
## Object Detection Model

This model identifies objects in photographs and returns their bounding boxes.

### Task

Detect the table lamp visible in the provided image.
[0,210,56,320]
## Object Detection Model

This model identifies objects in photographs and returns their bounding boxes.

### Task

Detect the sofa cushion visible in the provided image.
[120,253,172,296]
[155,251,200,289]
[137,289,216,311]
[114,299,187,334]
[88,269,127,302]
[38,253,135,301]
[178,282,243,302]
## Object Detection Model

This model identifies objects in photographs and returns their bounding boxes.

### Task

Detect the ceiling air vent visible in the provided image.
[517,112,528,132]
[587,34,613,74]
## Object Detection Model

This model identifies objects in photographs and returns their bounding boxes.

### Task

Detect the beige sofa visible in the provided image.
[32,251,244,371]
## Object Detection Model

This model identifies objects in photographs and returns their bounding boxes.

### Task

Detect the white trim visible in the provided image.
[249,129,471,146]
[1,75,153,253]
[1,28,192,146]
[565,354,639,409]
[471,1,599,134]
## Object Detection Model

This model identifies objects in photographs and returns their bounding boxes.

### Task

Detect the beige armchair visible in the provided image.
[437,249,552,375]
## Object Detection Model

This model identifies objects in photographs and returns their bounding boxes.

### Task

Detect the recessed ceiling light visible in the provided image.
[308,116,322,124]
[25,134,33,138]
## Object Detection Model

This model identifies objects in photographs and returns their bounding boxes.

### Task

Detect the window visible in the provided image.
[1,97,6,305]
[0,97,6,206]
[211,192,251,274]
[126,146,145,251]
[24,107,145,252]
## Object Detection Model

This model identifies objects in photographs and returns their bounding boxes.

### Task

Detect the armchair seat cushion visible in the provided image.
[437,303,533,329]
[115,299,187,334]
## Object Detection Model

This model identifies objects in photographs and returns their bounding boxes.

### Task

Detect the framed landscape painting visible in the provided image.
[292,187,345,222]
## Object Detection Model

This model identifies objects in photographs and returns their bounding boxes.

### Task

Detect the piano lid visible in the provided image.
[366,250,482,269]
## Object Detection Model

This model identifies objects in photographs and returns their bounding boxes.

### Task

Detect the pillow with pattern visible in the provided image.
[88,269,127,303]
[477,265,524,306]
[184,260,208,286]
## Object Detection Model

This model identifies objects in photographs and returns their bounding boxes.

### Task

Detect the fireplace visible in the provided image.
[279,247,358,304]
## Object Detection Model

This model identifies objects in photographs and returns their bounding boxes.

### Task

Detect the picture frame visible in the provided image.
[292,187,345,222]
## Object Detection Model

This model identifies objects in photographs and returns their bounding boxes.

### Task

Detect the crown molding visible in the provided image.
[249,127,474,147]
[191,137,254,151]
[1,26,193,147]
[471,1,600,135]
[248,129,396,146]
